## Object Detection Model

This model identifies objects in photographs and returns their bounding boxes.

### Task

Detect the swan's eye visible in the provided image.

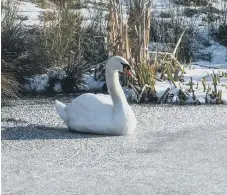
[121,62,131,71]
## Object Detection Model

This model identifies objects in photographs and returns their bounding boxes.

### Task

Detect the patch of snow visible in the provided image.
[78,83,90,91]
[24,68,66,93]
[155,81,171,98]
[193,41,227,68]
[53,82,62,93]
[153,66,227,104]
[179,66,227,104]
[148,0,227,68]
[81,74,105,91]
[152,0,172,11]
[11,0,48,27]
[24,74,49,92]
[48,68,66,80]
[183,66,226,81]
[122,86,138,101]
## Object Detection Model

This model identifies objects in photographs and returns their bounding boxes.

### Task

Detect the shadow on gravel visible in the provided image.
[1,118,28,124]
[1,125,113,140]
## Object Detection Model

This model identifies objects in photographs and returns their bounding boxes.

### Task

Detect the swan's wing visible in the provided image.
[67,93,114,133]
[71,93,113,110]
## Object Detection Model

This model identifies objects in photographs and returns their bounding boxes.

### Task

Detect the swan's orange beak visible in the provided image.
[127,70,132,77]
[123,67,132,77]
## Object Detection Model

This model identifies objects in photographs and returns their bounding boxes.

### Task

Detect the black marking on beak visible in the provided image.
[121,62,131,71]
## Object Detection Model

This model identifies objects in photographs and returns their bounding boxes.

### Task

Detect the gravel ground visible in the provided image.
[1,97,227,195]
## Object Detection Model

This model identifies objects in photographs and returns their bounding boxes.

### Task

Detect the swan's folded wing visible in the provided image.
[67,93,114,133]
[71,93,113,109]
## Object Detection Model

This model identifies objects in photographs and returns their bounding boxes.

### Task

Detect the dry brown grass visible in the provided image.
[107,0,153,88]
[1,74,21,100]
[1,1,25,100]
[35,0,107,68]
[107,0,184,99]
[1,59,22,100]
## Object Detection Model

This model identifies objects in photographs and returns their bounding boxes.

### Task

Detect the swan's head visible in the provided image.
[107,56,132,76]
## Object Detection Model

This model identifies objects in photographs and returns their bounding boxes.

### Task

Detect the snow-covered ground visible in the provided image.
[24,65,227,104]
[3,0,50,27]
[155,66,227,104]
[150,0,227,67]
[16,1,47,26]
[193,41,227,68]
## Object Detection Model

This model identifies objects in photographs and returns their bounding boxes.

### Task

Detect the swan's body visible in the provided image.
[55,56,137,135]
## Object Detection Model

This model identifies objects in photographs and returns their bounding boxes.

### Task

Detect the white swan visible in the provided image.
[55,56,137,135]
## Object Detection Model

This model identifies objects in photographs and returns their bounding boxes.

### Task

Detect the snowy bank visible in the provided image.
[24,65,227,104]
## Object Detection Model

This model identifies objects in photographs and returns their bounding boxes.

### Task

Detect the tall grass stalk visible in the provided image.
[107,0,153,88]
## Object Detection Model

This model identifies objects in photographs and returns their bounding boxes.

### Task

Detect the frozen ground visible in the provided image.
[1,98,227,195]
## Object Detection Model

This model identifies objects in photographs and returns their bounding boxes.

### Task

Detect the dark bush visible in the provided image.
[150,17,194,63]
[159,12,172,18]
[1,1,46,100]
[184,8,198,17]
[213,24,227,46]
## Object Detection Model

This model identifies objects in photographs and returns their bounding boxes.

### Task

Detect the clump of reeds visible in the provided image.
[107,0,157,101]
[107,0,187,102]
[211,71,223,104]
[202,76,206,92]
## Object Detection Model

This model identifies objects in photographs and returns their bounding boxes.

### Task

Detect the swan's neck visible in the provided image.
[106,70,127,106]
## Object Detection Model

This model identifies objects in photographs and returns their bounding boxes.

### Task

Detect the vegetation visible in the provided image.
[1,0,226,104]
[1,0,108,98]
[1,1,41,100]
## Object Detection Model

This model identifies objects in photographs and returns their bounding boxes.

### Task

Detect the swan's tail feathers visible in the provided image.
[55,100,68,126]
